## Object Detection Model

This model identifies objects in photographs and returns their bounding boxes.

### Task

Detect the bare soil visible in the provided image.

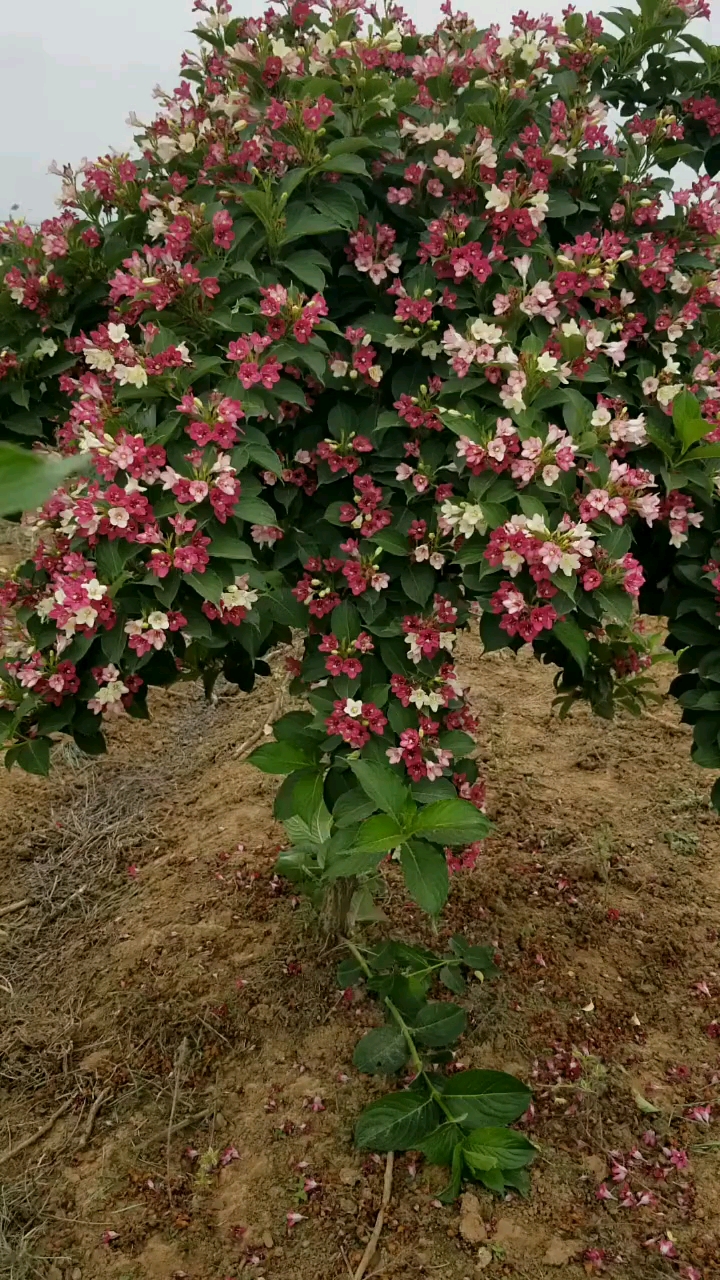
[1,635,719,1280]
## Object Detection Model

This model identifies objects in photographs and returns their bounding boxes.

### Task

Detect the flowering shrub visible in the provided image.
[2,0,720,916]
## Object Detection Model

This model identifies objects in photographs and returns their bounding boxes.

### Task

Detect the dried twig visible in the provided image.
[232,687,286,759]
[0,1097,75,1167]
[0,898,34,919]
[76,1088,110,1151]
[353,1151,394,1280]
[35,884,88,935]
[166,1038,189,1205]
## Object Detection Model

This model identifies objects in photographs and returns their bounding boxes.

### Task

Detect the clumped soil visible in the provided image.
[1,636,719,1280]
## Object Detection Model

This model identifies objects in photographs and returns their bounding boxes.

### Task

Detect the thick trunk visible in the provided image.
[319,876,358,939]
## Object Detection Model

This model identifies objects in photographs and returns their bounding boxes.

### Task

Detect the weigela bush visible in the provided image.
[2,0,720,922]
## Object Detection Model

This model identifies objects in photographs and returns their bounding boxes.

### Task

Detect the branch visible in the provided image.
[0,1097,75,1167]
[353,1151,394,1280]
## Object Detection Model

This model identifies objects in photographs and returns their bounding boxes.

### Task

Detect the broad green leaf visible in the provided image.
[439,1071,531,1128]
[319,152,368,176]
[411,1001,466,1048]
[546,191,579,218]
[14,736,51,776]
[400,840,449,916]
[401,562,435,606]
[0,444,85,517]
[283,249,330,291]
[417,1121,465,1167]
[673,391,708,452]
[235,495,278,525]
[322,848,388,879]
[412,799,492,846]
[185,568,225,605]
[353,1025,408,1075]
[333,787,378,827]
[552,618,589,674]
[268,588,309,628]
[331,600,361,643]
[281,205,340,244]
[461,1127,537,1171]
[354,813,404,854]
[349,760,412,820]
[355,1090,441,1151]
[248,741,318,773]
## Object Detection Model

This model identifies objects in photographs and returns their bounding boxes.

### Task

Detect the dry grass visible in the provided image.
[0,1176,57,1280]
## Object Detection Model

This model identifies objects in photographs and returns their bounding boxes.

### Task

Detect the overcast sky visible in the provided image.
[1,0,718,223]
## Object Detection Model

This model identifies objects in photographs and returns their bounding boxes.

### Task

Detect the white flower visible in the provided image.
[95,679,128,706]
[74,605,99,629]
[155,136,179,163]
[147,210,169,239]
[344,698,364,718]
[34,338,58,359]
[114,362,148,388]
[657,383,682,406]
[107,322,128,344]
[178,132,196,153]
[513,255,532,281]
[147,611,169,630]
[469,319,503,344]
[485,185,511,212]
[670,270,692,294]
[84,346,115,372]
[107,507,130,528]
[537,352,558,373]
[441,500,487,539]
[84,578,107,601]
[220,575,259,612]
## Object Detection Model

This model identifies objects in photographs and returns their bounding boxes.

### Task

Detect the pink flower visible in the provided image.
[687,1104,712,1123]
[287,1212,305,1229]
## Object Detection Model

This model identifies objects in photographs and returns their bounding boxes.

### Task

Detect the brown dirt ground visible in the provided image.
[1,632,720,1280]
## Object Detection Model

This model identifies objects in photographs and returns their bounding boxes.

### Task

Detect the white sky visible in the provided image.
[1,0,718,222]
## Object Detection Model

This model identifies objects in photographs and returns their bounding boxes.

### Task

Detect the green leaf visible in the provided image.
[595,586,633,625]
[401,562,435,606]
[14,736,51,776]
[439,1071,532,1128]
[281,205,341,244]
[673,391,708,452]
[353,1025,409,1075]
[248,741,318,773]
[417,1121,465,1167]
[412,799,492,846]
[411,1002,466,1048]
[333,787,377,827]
[355,1090,441,1151]
[312,186,359,230]
[546,191,579,218]
[283,249,330,291]
[320,152,368,177]
[268,588,308,628]
[553,618,589,674]
[331,600,361,643]
[349,760,412,820]
[461,1127,537,1172]
[185,568,225,605]
[400,840,449,916]
[0,444,85,517]
[354,813,404,854]
[235,495,278,525]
